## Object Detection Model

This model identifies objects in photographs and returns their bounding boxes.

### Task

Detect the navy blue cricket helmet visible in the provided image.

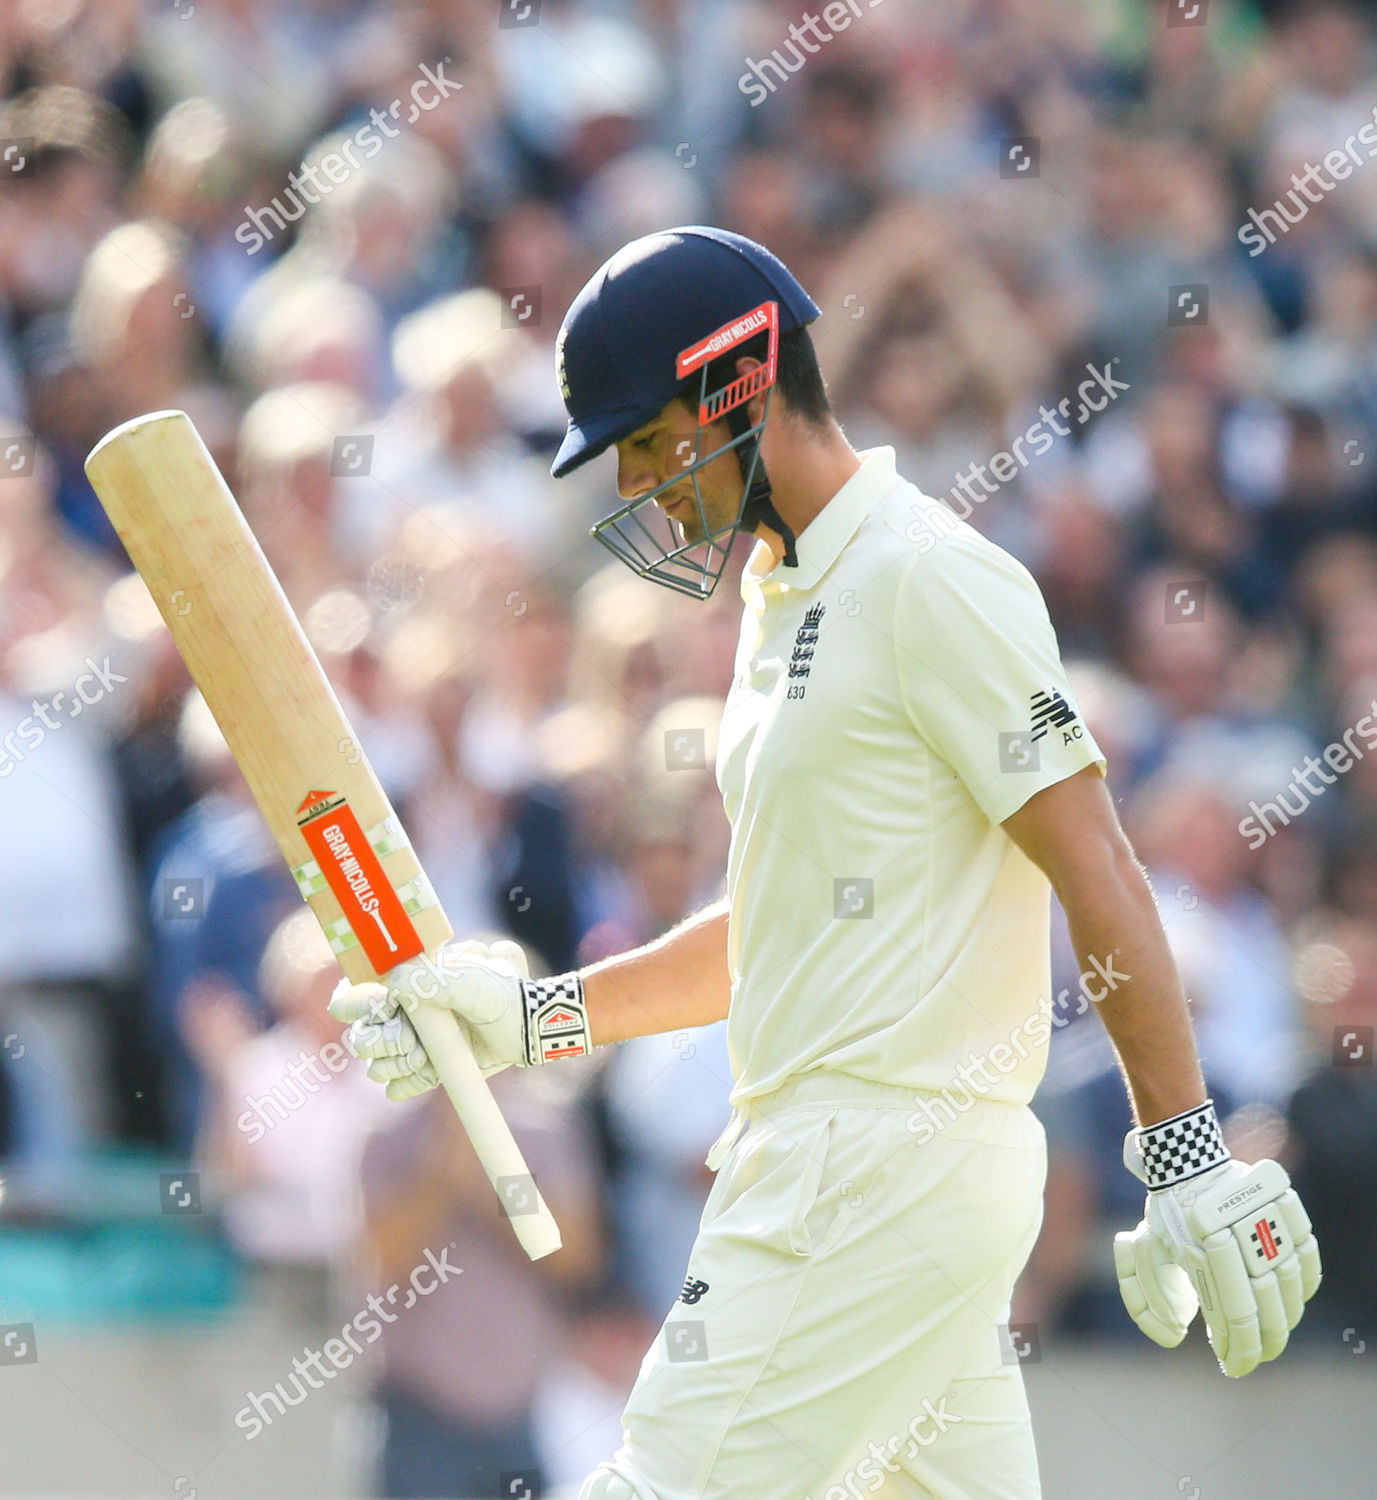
[551,226,821,598]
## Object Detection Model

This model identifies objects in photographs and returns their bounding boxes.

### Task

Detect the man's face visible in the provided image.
[613,397,745,546]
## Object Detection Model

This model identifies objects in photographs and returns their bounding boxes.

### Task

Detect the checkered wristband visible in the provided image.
[1136,1100,1230,1189]
[519,974,592,1066]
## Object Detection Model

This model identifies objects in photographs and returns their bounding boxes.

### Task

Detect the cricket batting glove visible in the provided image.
[1113,1100,1322,1377]
[329,938,593,1100]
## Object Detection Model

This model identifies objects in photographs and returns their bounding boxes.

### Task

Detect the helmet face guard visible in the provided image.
[589,300,779,600]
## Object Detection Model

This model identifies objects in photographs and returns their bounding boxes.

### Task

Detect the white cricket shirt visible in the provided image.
[715,446,1106,1107]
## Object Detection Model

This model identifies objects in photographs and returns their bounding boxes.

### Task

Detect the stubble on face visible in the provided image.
[660,418,745,544]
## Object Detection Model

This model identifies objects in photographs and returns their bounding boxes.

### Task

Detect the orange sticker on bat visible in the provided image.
[298,797,423,974]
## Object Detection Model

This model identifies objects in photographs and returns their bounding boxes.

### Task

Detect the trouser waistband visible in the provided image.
[706,1071,1038,1170]
[739,1071,919,1119]
[707,1073,921,1170]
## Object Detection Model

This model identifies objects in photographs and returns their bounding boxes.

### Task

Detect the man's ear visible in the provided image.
[734,355,769,429]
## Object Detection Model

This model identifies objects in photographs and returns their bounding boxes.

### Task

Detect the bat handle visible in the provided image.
[405,1000,563,1261]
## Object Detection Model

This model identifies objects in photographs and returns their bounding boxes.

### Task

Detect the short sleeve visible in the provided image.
[893,534,1106,825]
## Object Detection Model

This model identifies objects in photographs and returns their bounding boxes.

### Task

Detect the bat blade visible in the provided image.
[86,409,561,1259]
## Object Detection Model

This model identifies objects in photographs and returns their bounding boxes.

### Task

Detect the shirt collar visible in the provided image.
[741,446,899,600]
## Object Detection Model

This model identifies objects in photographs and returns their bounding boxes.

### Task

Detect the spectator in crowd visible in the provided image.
[139,0,336,162]
[358,1068,602,1498]
[389,624,582,973]
[533,1285,658,1494]
[571,699,733,1309]
[0,432,135,1197]
[603,1014,732,1317]
[187,909,389,1316]
[1126,771,1300,1109]
[102,573,196,888]
[148,694,298,1150]
[235,381,365,599]
[359,287,571,567]
[1286,913,1377,1345]
[0,85,128,329]
[597,774,731,1308]
[229,274,385,406]
[134,96,261,342]
[68,218,208,425]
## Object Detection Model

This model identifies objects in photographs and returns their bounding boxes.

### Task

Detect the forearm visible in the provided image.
[580,899,732,1045]
[1060,844,1207,1126]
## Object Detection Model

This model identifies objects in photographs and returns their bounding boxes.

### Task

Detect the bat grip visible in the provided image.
[405,1001,563,1261]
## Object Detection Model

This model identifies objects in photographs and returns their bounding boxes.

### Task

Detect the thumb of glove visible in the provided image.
[488,939,530,980]
[1114,1219,1198,1348]
[327,978,391,1025]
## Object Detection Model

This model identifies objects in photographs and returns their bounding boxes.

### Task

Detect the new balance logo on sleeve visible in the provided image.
[1029,688,1081,745]
[679,1277,710,1305]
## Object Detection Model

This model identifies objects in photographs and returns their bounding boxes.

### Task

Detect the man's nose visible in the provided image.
[617,451,658,501]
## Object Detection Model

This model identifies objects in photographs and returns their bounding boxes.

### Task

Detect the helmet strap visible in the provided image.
[726,405,798,567]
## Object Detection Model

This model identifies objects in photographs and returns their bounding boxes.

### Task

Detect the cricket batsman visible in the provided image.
[332,228,1322,1498]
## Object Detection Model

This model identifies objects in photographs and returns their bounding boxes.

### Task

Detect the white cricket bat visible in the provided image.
[86,409,562,1260]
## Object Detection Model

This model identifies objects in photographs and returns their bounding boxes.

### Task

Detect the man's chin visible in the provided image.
[666,497,736,547]
[667,508,706,545]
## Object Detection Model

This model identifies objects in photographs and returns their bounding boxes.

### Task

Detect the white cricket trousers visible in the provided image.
[580,1073,1047,1500]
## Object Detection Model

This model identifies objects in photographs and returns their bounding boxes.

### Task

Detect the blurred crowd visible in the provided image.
[4,0,1377,1492]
